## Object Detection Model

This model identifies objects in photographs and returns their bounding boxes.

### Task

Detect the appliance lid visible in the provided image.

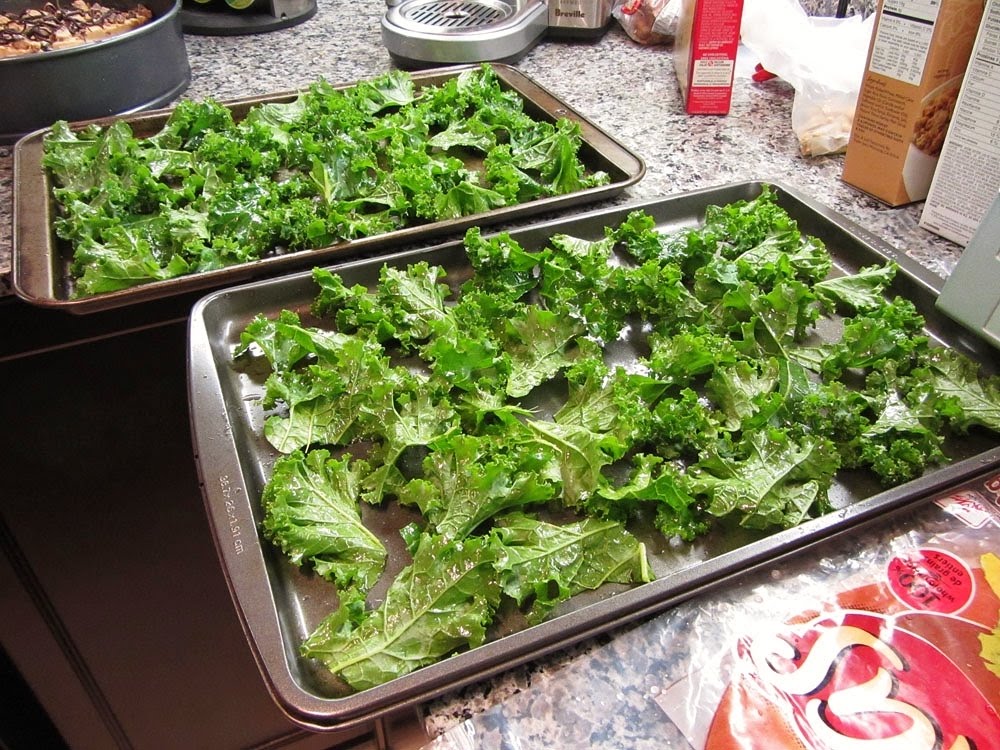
[385,0,542,36]
[381,0,548,66]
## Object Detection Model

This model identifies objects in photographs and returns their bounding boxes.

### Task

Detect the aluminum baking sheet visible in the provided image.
[12,63,644,314]
[187,180,1000,732]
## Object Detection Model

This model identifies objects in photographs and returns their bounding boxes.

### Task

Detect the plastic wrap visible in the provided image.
[612,0,680,44]
[740,0,875,156]
[422,474,1000,749]
[657,484,1000,748]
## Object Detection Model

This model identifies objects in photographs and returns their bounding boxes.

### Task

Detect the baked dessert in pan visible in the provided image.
[0,1,153,58]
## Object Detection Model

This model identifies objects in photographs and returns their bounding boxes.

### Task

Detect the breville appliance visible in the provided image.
[381,0,613,68]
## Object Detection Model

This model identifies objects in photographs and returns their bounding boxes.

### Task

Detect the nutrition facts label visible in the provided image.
[870,0,942,85]
[920,0,1000,244]
[953,14,1000,153]
[691,58,736,87]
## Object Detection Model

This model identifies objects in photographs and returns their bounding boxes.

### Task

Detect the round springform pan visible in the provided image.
[1,0,191,145]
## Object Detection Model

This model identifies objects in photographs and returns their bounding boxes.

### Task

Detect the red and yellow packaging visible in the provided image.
[655,478,1000,749]
[705,554,1000,748]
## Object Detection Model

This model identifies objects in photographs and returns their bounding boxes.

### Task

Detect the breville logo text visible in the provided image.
[555,8,586,18]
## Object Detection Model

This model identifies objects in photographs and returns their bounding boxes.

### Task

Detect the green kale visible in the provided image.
[42,64,608,298]
[301,533,500,692]
[686,429,838,530]
[502,307,584,398]
[820,297,929,377]
[589,454,709,542]
[359,387,461,505]
[524,418,622,507]
[612,259,706,332]
[261,450,387,592]
[398,434,558,541]
[556,355,668,446]
[236,183,1000,693]
[814,263,898,312]
[492,513,652,624]
[374,262,451,349]
[923,348,1000,433]
[704,184,800,258]
[461,226,546,299]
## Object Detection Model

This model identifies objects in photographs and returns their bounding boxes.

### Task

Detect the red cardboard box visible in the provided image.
[674,0,745,115]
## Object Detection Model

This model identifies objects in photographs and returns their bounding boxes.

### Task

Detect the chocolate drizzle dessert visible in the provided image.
[0,1,153,58]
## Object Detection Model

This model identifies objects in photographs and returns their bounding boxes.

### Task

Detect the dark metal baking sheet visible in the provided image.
[11,63,644,315]
[187,180,1000,732]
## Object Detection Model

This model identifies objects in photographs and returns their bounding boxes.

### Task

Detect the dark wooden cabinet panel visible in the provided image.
[0,316,372,749]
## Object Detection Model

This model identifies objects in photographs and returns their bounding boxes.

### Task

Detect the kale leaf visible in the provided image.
[301,533,500,692]
[240,183,1000,692]
[492,513,652,624]
[261,449,386,592]
[43,64,609,298]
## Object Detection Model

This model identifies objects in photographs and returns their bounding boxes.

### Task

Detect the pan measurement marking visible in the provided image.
[219,474,245,555]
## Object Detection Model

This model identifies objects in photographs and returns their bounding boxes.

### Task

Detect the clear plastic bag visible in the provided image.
[740,0,875,156]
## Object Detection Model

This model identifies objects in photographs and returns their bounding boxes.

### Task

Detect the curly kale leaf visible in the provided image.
[858,399,946,486]
[375,262,452,348]
[360,387,462,505]
[645,328,740,385]
[261,449,386,592]
[503,307,584,398]
[589,454,710,542]
[492,513,653,624]
[645,388,725,461]
[538,233,629,340]
[399,434,558,541]
[703,184,800,258]
[301,533,500,692]
[524,419,622,507]
[461,226,546,300]
[236,309,323,371]
[612,259,706,332]
[687,429,839,530]
[735,231,832,286]
[556,355,668,444]
[814,263,898,312]
[506,118,609,194]
[923,348,1000,433]
[821,297,929,377]
[262,336,401,453]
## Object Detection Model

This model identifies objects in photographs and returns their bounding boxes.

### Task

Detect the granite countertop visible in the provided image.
[0,2,975,746]
[0,0,962,301]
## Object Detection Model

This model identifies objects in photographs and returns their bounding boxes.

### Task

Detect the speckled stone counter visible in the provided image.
[0,0,959,300]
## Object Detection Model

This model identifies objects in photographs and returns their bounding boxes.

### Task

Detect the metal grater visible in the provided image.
[381,0,549,68]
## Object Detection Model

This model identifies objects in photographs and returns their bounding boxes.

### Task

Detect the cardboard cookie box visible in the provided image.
[920,0,1000,246]
[842,0,986,206]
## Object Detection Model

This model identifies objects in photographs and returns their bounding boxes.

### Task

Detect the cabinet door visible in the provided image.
[0,321,370,750]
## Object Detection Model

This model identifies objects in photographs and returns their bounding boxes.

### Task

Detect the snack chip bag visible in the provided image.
[656,482,1000,749]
